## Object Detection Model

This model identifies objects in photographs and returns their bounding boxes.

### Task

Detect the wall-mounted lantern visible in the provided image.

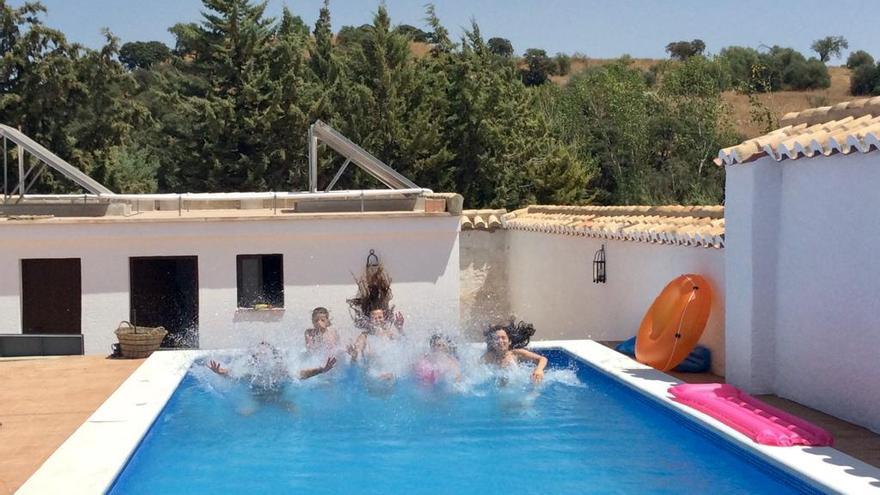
[366,249,380,270]
[593,244,606,284]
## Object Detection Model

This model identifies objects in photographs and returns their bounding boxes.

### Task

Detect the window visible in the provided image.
[236,254,284,308]
[21,258,82,334]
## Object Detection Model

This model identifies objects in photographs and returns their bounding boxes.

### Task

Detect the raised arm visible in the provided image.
[347,332,368,362]
[207,360,230,377]
[299,356,337,380]
[512,349,548,383]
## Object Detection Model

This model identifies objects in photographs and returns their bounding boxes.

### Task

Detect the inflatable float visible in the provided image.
[615,337,711,373]
[669,383,834,447]
[636,274,712,371]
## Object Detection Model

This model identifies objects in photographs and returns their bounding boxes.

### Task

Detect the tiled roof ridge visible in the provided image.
[461,205,725,249]
[718,97,880,166]
[780,96,880,127]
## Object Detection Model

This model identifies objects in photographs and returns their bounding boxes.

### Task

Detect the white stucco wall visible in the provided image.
[506,231,726,375]
[727,152,880,432]
[0,215,460,355]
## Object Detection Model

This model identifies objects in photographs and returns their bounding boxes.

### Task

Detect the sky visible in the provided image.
[14,0,877,63]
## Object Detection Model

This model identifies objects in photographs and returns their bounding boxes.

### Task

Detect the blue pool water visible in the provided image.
[109,350,820,494]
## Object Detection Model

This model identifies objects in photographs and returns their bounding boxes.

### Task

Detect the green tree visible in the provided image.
[811,36,848,63]
[432,20,593,207]
[850,63,880,96]
[520,48,555,86]
[395,24,429,42]
[0,2,150,193]
[544,58,735,205]
[147,0,317,192]
[846,50,874,70]
[119,41,171,70]
[487,37,513,57]
[665,39,706,61]
[326,5,452,191]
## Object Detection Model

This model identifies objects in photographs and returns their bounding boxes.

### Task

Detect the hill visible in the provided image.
[551,58,853,139]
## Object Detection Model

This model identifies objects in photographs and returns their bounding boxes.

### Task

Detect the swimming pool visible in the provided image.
[19,341,880,494]
[105,348,816,494]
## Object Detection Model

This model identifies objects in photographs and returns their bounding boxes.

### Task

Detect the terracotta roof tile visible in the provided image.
[718,98,880,166]
[462,205,724,248]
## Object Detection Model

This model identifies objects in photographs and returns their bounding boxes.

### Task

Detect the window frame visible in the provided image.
[235,253,284,309]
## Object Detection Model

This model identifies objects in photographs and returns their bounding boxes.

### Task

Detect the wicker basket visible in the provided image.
[114,321,167,359]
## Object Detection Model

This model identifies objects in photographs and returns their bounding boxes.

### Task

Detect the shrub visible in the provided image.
[846,50,874,70]
[850,63,880,96]
[553,53,571,76]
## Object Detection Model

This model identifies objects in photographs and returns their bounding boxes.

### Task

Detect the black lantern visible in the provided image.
[366,249,380,269]
[593,244,606,284]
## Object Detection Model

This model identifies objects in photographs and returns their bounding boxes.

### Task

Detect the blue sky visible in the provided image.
[17,0,877,62]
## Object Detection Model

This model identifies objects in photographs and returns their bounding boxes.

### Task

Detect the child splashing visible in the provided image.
[482,320,547,384]
[207,341,336,413]
[414,334,462,385]
[346,260,405,382]
[304,307,340,355]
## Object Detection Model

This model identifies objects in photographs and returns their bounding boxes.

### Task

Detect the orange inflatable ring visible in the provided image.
[635,274,712,371]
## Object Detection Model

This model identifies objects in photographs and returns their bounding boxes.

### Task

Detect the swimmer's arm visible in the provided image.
[450,358,463,382]
[347,333,367,362]
[304,329,314,349]
[327,328,340,348]
[299,356,337,380]
[512,349,547,383]
[207,360,230,377]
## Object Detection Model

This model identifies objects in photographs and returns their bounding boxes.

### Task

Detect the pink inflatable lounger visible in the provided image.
[668,383,834,447]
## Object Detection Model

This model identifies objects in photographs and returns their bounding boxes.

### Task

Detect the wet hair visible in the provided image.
[484,319,536,349]
[347,262,394,327]
[430,333,458,358]
[312,307,329,320]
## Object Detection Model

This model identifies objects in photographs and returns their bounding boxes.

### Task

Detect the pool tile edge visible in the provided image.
[530,340,880,495]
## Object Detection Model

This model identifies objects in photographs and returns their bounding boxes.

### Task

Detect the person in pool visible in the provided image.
[414,333,462,384]
[481,321,547,384]
[345,260,405,380]
[304,307,340,355]
[208,341,337,386]
[347,306,404,381]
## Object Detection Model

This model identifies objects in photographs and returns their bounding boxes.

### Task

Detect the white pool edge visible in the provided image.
[15,350,210,495]
[17,341,880,494]
[529,340,880,495]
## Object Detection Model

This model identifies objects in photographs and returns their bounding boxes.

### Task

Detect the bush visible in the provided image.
[660,56,730,96]
[759,46,830,91]
[553,53,571,76]
[846,50,874,70]
[717,46,762,89]
[851,63,880,96]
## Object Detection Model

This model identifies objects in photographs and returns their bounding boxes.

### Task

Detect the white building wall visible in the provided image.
[505,231,726,375]
[772,153,880,431]
[0,215,460,355]
[723,162,781,394]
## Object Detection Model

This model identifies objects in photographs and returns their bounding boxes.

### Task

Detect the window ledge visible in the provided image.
[235,307,285,313]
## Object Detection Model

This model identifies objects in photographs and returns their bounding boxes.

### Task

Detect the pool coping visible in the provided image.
[529,340,880,495]
[16,341,880,494]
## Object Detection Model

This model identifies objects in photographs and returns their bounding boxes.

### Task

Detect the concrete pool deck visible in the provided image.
[3,350,880,494]
[0,356,144,495]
